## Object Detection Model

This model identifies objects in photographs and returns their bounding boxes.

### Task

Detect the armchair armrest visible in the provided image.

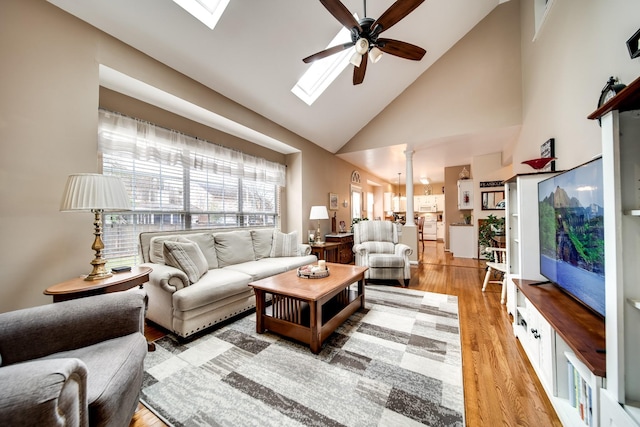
[142,262,189,292]
[0,290,146,366]
[394,243,412,257]
[298,244,311,256]
[352,243,367,256]
[0,358,88,426]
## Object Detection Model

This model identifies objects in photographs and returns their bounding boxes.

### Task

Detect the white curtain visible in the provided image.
[97,109,286,186]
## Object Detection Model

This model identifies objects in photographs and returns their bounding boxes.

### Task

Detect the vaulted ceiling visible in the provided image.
[48,0,518,184]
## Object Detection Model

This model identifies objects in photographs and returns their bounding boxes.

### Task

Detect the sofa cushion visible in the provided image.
[251,229,274,260]
[270,230,300,257]
[369,254,405,268]
[258,255,318,272]
[179,233,218,269]
[172,269,253,311]
[224,260,285,281]
[214,230,255,267]
[163,241,209,284]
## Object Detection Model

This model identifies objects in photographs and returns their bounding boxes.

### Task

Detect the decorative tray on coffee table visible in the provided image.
[297,264,330,279]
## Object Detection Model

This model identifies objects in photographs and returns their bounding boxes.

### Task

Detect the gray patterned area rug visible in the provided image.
[141,285,464,426]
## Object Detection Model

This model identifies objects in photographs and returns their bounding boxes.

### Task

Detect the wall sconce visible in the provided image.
[342,200,349,208]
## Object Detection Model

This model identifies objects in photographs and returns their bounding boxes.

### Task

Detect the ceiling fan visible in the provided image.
[303,0,427,85]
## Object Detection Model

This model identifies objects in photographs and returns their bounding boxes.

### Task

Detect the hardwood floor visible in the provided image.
[130,241,561,427]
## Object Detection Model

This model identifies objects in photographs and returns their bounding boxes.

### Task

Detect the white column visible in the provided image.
[399,150,418,264]
[405,150,415,225]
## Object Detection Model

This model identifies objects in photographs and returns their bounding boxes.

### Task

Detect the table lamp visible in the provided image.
[60,173,131,280]
[309,206,329,244]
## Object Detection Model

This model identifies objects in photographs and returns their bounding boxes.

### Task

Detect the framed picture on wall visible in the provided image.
[329,193,339,210]
[540,138,555,172]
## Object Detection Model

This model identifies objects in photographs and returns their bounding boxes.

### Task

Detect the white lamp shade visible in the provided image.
[349,52,363,67]
[60,173,131,212]
[369,47,383,63]
[354,38,369,55]
[309,205,329,220]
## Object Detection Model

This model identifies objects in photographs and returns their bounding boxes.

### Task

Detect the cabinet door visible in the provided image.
[458,180,473,209]
[525,302,555,391]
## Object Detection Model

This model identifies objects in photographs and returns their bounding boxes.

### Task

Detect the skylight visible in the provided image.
[292,16,358,106]
[172,0,230,30]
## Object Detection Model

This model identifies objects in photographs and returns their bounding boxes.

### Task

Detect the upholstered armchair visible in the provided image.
[0,289,148,427]
[352,220,413,286]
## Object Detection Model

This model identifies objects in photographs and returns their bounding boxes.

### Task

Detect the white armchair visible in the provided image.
[352,220,412,286]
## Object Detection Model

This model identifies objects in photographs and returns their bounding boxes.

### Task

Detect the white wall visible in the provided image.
[516,0,640,172]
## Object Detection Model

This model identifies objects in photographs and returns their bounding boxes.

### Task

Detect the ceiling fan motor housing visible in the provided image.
[351,17,379,50]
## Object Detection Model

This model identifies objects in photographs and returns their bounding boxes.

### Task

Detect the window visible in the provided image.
[351,185,362,220]
[98,110,285,268]
[291,14,359,105]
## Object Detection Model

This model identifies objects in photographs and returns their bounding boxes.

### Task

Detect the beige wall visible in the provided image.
[338,0,523,155]
[471,153,513,256]
[2,0,639,312]
[0,0,385,312]
[443,164,471,250]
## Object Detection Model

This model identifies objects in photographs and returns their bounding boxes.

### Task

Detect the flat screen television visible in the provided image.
[538,157,605,317]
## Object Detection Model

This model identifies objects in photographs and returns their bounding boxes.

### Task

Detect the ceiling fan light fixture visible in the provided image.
[349,51,363,67]
[354,38,369,55]
[369,47,383,63]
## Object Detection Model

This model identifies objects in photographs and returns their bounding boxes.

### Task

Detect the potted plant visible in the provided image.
[478,214,505,261]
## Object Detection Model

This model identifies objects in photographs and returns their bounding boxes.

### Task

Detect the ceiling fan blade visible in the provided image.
[303,42,355,63]
[377,38,426,61]
[353,53,368,85]
[371,0,424,34]
[320,0,362,32]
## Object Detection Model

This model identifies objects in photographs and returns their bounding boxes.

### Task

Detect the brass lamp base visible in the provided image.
[84,260,113,281]
[84,209,113,281]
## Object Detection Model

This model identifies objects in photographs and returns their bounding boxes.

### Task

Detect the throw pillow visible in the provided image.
[163,240,208,284]
[251,229,274,259]
[213,230,255,267]
[270,230,300,257]
[178,234,218,269]
[149,236,182,264]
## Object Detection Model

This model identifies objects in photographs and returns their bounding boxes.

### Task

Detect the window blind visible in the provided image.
[98,109,284,267]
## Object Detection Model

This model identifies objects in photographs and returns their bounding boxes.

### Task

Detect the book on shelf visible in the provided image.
[567,358,594,426]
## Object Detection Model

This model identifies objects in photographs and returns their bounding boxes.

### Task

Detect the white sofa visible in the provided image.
[139,228,316,338]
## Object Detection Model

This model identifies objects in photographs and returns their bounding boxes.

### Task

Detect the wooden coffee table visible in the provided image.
[249,263,367,354]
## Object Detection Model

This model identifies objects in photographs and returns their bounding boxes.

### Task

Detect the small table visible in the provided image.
[249,263,367,354]
[44,266,152,303]
[309,242,340,263]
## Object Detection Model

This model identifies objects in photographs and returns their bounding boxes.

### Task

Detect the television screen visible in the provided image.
[538,157,605,317]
